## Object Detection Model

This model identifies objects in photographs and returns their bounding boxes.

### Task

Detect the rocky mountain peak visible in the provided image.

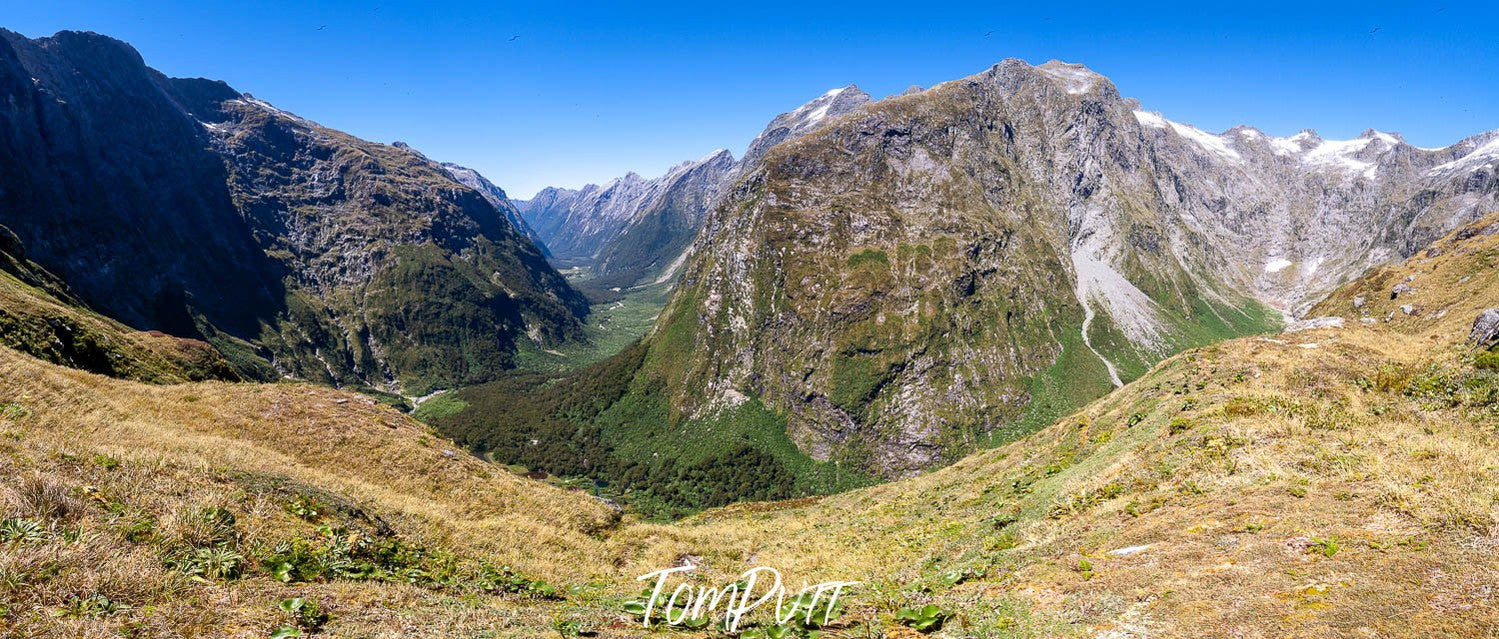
[741,84,874,166]
[623,56,1499,478]
[1035,59,1110,95]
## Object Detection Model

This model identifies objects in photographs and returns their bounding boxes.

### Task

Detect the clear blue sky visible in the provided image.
[6,1,1496,198]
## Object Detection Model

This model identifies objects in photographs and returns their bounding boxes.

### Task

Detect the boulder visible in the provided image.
[1470,308,1499,347]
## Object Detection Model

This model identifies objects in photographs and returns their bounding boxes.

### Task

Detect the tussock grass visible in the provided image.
[0,350,622,636]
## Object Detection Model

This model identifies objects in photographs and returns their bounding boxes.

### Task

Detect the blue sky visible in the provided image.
[6,1,1496,198]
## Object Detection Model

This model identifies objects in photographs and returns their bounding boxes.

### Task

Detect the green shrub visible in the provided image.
[1168,417,1196,434]
[1076,558,1095,580]
[63,594,125,619]
[277,597,329,634]
[286,495,325,522]
[894,604,950,632]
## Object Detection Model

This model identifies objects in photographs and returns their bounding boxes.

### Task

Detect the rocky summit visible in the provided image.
[0,30,587,394]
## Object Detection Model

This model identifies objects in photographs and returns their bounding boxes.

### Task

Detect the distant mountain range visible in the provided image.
[516,86,874,290]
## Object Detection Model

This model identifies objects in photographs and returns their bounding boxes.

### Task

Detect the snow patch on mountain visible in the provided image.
[1427,136,1499,176]
[1132,110,1167,129]
[1303,137,1379,179]
[1171,121,1241,160]
[1270,131,1314,156]
[1134,111,1239,160]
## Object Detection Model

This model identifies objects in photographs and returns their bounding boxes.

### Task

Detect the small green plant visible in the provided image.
[277,597,329,634]
[1400,537,1430,551]
[937,567,983,589]
[286,495,325,521]
[677,615,711,630]
[196,506,238,545]
[64,594,126,618]
[92,454,121,470]
[0,402,29,420]
[1475,350,1499,371]
[779,590,845,629]
[173,546,244,581]
[550,615,584,636]
[1310,536,1341,557]
[894,604,950,632]
[115,512,157,544]
[622,586,657,621]
[1288,486,1308,498]
[740,626,796,639]
[1168,417,1196,434]
[0,518,46,543]
[1076,558,1095,580]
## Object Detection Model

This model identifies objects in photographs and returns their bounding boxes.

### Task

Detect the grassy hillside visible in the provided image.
[0,225,245,384]
[0,344,619,637]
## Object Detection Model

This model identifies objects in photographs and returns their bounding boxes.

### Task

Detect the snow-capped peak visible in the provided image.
[698,148,732,163]
[1427,134,1499,177]
[1133,111,1240,161]
[1359,128,1402,146]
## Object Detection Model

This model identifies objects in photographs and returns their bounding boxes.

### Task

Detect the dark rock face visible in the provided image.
[0,30,585,392]
[0,30,282,338]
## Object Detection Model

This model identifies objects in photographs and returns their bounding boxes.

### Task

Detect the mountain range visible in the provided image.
[517,86,874,291]
[0,29,586,395]
[447,59,1497,505]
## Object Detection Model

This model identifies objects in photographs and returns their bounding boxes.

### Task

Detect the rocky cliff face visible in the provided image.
[0,30,282,340]
[518,86,874,289]
[440,162,549,256]
[631,59,1497,476]
[0,30,586,393]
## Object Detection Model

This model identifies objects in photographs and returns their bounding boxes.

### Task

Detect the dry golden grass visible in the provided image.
[0,349,626,636]
[1,215,1496,637]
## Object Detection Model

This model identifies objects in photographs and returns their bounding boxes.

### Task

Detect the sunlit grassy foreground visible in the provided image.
[2,215,1497,637]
